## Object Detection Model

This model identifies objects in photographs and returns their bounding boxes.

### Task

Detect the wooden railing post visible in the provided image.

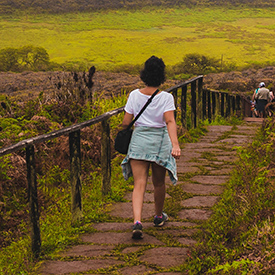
[240,96,252,117]
[26,145,41,259]
[216,92,220,116]
[101,119,111,195]
[69,130,83,223]
[236,95,241,116]
[191,81,197,128]
[202,89,207,121]
[232,96,236,114]
[226,94,230,117]
[181,86,187,128]
[229,95,232,116]
[212,91,216,118]
[197,77,203,120]
[207,90,211,123]
[172,89,178,119]
[236,95,240,110]
[221,93,225,117]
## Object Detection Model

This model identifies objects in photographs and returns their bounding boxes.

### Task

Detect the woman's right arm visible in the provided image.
[164,110,181,159]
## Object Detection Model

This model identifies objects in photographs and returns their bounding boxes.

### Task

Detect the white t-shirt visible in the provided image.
[124,89,176,127]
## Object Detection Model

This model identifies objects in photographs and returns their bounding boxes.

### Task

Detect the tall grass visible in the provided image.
[1,7,275,70]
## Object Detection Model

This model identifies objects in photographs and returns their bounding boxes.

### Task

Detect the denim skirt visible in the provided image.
[121,126,178,185]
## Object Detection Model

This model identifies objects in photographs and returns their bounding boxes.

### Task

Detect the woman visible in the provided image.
[121,56,181,239]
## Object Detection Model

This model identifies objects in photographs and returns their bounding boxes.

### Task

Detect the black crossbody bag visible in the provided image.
[114,89,159,154]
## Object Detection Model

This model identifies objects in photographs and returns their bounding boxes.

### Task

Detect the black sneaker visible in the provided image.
[132,222,143,239]
[154,212,168,227]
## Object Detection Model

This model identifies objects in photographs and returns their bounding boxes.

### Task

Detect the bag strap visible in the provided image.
[126,89,159,130]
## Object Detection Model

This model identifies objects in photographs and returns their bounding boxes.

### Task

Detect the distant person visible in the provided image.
[254,82,271,118]
[270,88,275,102]
[248,96,256,117]
[265,87,275,116]
[252,83,261,117]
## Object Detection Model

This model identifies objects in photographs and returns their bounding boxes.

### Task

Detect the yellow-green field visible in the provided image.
[1,6,275,69]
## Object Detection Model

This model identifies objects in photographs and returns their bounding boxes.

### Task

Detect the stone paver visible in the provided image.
[139,247,189,268]
[124,191,171,202]
[177,165,200,173]
[179,209,212,220]
[82,232,165,245]
[39,122,260,275]
[181,196,219,208]
[109,202,155,219]
[190,175,230,185]
[40,259,123,274]
[180,183,224,195]
[117,265,154,275]
[163,228,198,237]
[62,244,115,257]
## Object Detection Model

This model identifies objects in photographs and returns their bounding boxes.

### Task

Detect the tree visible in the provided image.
[0,47,19,71]
[0,46,50,72]
[181,53,221,75]
[18,45,50,71]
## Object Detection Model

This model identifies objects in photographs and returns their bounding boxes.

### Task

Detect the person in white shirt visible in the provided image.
[121,56,181,239]
[269,88,274,102]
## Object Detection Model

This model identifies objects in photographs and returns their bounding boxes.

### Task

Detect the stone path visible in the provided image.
[40,121,262,275]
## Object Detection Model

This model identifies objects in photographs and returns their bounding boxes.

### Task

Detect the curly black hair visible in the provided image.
[140,56,166,87]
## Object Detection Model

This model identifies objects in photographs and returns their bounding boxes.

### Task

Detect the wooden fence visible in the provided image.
[0,75,244,257]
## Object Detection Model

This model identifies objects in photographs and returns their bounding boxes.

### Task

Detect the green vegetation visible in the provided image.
[1,7,275,71]
[0,90,129,274]
[182,118,275,274]
[0,157,131,274]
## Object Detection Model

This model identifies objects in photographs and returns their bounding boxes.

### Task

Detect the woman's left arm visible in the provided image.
[164,110,181,159]
[122,112,134,129]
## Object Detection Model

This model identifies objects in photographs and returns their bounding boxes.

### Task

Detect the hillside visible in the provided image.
[1,67,275,102]
[204,66,275,94]
[0,0,274,14]
[0,71,179,102]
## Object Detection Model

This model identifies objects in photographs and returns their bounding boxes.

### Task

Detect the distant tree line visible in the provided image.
[0,0,274,14]
[0,45,233,77]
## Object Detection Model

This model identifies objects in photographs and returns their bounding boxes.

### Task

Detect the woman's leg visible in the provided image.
[130,159,150,223]
[151,162,167,216]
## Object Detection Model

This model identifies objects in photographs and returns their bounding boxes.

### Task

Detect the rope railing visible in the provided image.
[0,75,244,257]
